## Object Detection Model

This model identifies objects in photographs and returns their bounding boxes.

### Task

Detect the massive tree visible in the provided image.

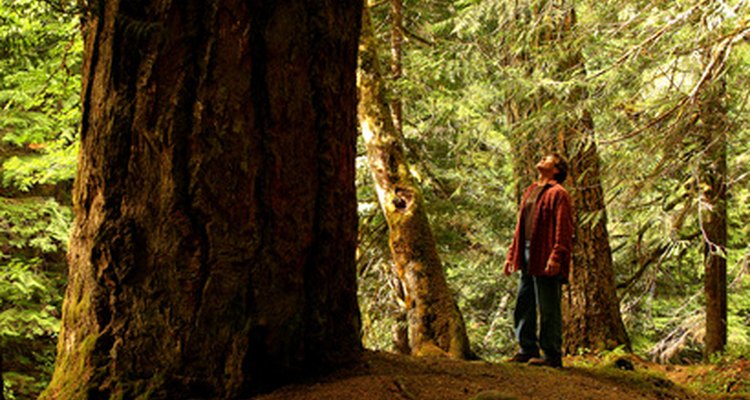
[42,1,362,398]
[357,4,473,359]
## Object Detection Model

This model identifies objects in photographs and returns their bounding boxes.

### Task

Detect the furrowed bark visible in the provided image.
[43,1,362,398]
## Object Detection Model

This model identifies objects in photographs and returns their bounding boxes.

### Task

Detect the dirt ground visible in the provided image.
[253,350,749,400]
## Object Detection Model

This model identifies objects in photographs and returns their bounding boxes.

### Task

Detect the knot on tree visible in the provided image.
[392,188,413,210]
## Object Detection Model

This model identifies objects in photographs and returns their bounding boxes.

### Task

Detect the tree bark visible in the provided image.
[358,4,473,359]
[562,117,631,352]
[42,1,362,398]
[699,78,728,359]
[388,0,408,352]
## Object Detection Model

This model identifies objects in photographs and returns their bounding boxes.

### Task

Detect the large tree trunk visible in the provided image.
[562,118,631,352]
[502,1,629,353]
[358,4,473,359]
[699,78,728,359]
[42,1,362,399]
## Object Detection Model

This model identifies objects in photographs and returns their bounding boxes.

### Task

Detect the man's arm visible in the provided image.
[504,227,519,276]
[505,186,534,276]
[546,189,574,275]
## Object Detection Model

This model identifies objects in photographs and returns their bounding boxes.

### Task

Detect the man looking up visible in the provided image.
[504,153,574,368]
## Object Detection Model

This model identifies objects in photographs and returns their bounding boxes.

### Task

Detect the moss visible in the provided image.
[40,287,100,400]
[580,364,699,399]
[40,333,99,400]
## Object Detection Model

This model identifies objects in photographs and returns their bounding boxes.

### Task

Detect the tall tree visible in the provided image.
[388,0,409,354]
[693,11,745,360]
[42,1,362,398]
[500,0,629,352]
[698,65,729,360]
[358,3,474,359]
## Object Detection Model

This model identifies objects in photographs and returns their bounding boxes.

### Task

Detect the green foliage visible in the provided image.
[0,0,81,190]
[0,258,62,339]
[0,0,80,398]
[586,0,750,363]
[2,145,77,192]
[0,255,65,400]
[726,283,750,359]
[0,197,71,254]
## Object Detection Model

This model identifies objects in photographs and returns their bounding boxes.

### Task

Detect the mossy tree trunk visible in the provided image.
[42,1,362,398]
[502,0,630,353]
[387,0,410,355]
[698,78,728,359]
[358,4,473,359]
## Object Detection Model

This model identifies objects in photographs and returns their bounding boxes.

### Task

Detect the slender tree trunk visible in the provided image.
[699,78,728,359]
[503,1,629,353]
[358,4,473,359]
[389,0,404,136]
[387,0,409,354]
[42,1,362,399]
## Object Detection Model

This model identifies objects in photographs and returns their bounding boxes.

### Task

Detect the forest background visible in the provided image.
[0,0,748,399]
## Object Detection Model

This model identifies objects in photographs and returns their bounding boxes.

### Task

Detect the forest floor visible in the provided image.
[254,350,750,400]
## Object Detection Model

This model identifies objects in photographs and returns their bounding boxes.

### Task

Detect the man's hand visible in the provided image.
[545,259,561,276]
[503,259,515,276]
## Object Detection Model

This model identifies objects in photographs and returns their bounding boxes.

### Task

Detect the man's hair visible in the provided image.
[551,153,568,184]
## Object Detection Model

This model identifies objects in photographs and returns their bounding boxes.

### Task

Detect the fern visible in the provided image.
[0,1,79,398]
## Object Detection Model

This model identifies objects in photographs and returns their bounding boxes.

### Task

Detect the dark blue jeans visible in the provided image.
[513,241,563,359]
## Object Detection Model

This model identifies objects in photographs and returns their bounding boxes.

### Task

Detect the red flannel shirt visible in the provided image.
[506,181,574,281]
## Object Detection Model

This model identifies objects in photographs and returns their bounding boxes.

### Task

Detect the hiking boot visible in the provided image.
[506,352,539,363]
[528,357,563,368]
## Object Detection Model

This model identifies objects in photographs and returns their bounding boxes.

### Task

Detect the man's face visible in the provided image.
[536,155,559,175]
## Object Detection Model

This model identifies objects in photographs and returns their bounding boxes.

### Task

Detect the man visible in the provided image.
[504,153,574,368]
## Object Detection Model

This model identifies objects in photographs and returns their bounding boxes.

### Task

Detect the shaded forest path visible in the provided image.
[255,350,748,399]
